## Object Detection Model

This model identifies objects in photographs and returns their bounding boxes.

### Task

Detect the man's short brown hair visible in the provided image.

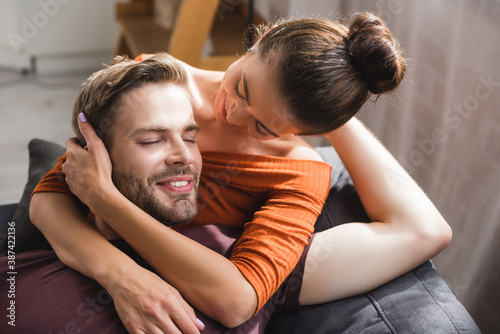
[71,53,187,148]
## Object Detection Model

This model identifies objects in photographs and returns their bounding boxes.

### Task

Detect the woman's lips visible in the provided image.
[221,96,229,123]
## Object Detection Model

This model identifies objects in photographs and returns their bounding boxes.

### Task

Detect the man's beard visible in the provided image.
[112,167,199,226]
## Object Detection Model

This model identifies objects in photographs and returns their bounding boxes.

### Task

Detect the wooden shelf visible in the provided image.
[113,0,263,71]
[116,17,171,56]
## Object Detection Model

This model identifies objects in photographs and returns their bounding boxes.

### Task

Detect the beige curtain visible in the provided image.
[289,0,500,332]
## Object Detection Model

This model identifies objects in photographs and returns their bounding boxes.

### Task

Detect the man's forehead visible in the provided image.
[120,83,192,108]
[114,83,195,135]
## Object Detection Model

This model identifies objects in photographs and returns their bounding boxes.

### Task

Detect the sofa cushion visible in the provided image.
[0,203,17,240]
[0,139,66,256]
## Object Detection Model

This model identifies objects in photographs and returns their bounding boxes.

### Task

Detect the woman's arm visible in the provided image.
[87,190,257,327]
[63,115,332,327]
[299,118,452,305]
[30,192,204,333]
[63,119,257,327]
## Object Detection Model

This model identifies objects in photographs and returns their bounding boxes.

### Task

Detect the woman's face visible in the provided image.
[213,53,300,140]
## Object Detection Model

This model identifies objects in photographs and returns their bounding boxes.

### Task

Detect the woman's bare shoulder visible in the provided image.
[285,144,324,162]
[272,136,325,162]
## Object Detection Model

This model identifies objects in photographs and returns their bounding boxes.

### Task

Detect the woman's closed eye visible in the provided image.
[234,80,246,100]
[254,121,267,137]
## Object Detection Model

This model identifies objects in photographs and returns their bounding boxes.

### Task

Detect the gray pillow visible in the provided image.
[0,139,66,256]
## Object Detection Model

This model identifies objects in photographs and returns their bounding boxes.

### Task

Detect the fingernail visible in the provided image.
[196,318,205,328]
[78,112,87,122]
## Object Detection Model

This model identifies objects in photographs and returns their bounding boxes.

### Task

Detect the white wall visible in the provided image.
[0,0,122,74]
[254,0,290,19]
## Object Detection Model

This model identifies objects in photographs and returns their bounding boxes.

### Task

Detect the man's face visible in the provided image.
[109,83,202,226]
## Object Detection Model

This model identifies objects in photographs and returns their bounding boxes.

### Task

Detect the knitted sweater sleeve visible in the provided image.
[32,153,76,199]
[217,155,332,314]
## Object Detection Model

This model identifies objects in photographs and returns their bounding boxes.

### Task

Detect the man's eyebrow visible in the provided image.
[257,120,280,138]
[185,124,200,133]
[128,124,199,137]
[243,73,250,105]
[128,127,170,137]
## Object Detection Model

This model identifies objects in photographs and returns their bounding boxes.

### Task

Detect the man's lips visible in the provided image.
[156,176,194,193]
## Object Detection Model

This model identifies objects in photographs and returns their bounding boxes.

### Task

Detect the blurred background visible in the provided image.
[0,0,499,332]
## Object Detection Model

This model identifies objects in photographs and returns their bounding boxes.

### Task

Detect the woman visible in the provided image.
[30,13,451,333]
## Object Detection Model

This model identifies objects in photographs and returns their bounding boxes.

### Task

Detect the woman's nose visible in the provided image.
[226,101,250,126]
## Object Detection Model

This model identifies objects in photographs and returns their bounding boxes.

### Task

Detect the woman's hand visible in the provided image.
[104,263,205,334]
[63,113,116,213]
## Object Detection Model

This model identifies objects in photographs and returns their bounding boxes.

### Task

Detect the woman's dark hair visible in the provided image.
[250,12,407,135]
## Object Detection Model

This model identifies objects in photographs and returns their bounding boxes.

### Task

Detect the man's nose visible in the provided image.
[164,138,195,166]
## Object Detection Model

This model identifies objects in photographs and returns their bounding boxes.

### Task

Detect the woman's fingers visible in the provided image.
[77,112,105,154]
[150,291,202,334]
[65,137,83,151]
[178,299,205,331]
[108,267,202,334]
[62,112,115,211]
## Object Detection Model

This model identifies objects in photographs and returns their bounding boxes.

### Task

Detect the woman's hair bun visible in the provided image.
[346,12,406,94]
